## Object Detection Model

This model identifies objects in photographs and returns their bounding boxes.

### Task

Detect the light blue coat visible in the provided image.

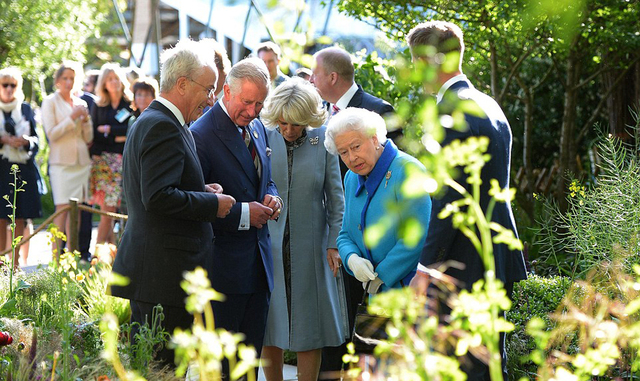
[264,126,349,351]
[338,140,432,291]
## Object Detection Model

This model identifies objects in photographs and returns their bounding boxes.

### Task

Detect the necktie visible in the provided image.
[242,127,258,169]
[331,105,340,116]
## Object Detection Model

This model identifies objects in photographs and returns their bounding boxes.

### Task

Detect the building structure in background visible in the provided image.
[126,0,384,76]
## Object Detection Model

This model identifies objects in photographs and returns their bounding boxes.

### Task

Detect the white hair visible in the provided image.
[159,39,217,93]
[324,107,387,155]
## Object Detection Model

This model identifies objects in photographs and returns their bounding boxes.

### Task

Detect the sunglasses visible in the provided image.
[1,83,17,89]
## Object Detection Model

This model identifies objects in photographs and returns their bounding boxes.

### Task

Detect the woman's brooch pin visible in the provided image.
[266,147,272,156]
[309,136,319,145]
[384,170,392,188]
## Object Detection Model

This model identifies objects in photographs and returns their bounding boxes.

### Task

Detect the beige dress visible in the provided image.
[41,92,93,204]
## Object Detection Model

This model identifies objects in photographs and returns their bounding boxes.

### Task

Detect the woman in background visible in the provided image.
[41,61,93,259]
[261,78,347,381]
[128,76,158,126]
[90,63,132,244]
[0,67,42,268]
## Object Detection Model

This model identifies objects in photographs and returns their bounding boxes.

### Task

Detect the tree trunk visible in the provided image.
[555,47,581,211]
[604,60,640,144]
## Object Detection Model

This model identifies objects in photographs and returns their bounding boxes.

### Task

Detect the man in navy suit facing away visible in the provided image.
[407,21,527,381]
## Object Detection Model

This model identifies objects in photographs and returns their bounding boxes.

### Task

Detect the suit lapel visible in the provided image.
[211,103,259,186]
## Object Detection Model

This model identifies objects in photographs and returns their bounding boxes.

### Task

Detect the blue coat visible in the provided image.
[338,140,432,291]
[420,78,528,289]
[264,126,348,351]
[190,102,278,294]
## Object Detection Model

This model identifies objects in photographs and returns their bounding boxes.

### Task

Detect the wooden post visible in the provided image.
[68,198,79,253]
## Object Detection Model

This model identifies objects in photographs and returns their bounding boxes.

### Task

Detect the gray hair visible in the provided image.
[226,57,270,96]
[159,39,217,93]
[261,77,327,128]
[324,107,387,155]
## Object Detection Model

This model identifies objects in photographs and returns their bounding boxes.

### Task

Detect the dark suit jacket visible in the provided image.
[346,85,394,116]
[112,100,219,307]
[420,79,527,289]
[335,85,397,177]
[190,102,278,294]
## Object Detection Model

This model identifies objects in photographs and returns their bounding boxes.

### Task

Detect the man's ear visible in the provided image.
[176,76,189,95]
[330,72,339,86]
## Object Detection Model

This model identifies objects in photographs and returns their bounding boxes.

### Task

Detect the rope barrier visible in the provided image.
[0,203,128,257]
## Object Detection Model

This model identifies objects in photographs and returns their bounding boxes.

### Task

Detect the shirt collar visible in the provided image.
[156,96,186,127]
[333,82,359,111]
[436,74,468,104]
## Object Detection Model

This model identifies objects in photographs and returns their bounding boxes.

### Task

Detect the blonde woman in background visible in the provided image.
[41,61,93,258]
[89,63,133,244]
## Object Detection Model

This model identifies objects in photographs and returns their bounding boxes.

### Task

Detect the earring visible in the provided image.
[375,146,380,150]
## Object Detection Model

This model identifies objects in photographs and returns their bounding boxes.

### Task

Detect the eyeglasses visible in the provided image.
[1,83,17,89]
[189,78,215,99]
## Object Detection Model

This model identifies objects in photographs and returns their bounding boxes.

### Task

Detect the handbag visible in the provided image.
[351,282,391,354]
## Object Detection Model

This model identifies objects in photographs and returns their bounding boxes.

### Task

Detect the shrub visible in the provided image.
[506,274,574,380]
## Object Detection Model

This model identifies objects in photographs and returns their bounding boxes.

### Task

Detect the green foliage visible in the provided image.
[0,0,114,99]
[506,275,574,379]
[536,130,640,279]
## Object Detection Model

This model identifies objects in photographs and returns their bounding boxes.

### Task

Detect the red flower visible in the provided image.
[0,331,13,346]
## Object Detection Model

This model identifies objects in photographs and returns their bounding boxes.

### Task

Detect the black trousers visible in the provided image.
[129,300,193,369]
[211,290,270,381]
[320,267,364,380]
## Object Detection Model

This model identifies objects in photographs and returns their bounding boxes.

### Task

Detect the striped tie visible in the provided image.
[331,105,340,116]
[242,127,258,168]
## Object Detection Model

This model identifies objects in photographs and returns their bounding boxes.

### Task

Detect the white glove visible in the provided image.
[348,255,377,282]
[364,277,384,294]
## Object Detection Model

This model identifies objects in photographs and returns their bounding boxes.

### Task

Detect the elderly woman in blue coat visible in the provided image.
[325,107,432,294]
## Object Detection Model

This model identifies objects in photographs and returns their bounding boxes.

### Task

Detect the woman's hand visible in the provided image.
[347,255,377,282]
[97,125,111,135]
[326,248,342,277]
[71,105,88,121]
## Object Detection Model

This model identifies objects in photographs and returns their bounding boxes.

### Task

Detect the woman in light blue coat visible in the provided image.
[325,107,432,294]
[262,78,348,381]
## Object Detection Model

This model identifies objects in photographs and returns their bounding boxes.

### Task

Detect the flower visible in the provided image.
[0,331,13,346]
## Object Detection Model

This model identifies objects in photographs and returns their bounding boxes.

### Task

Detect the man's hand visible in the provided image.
[205,183,223,194]
[249,201,273,228]
[409,271,429,296]
[347,255,377,282]
[262,194,282,220]
[326,248,342,277]
[216,194,236,218]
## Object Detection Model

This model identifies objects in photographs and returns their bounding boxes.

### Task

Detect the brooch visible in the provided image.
[309,136,319,145]
[384,170,392,188]
[253,130,259,139]
[266,147,272,156]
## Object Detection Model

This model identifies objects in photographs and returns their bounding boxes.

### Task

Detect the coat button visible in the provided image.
[358,224,362,231]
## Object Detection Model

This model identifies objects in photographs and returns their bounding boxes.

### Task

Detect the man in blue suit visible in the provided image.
[190,57,282,363]
[407,21,527,380]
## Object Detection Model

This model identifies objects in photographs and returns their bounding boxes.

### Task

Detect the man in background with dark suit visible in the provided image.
[190,57,282,369]
[111,38,236,367]
[407,21,527,381]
